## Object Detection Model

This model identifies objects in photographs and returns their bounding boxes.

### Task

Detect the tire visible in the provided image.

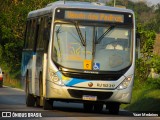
[26,73,35,107]
[108,102,120,115]
[43,98,53,110]
[83,103,94,112]
[36,73,43,107]
[35,97,40,107]
[26,94,35,107]
[93,103,103,113]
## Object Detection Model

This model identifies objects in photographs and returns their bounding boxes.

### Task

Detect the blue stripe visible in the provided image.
[65,79,88,86]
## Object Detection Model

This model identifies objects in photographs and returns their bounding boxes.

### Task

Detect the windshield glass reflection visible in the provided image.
[53,24,132,71]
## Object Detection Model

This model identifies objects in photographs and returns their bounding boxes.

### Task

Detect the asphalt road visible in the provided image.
[0,86,159,120]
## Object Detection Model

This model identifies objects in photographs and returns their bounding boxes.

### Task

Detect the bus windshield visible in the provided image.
[53,23,132,71]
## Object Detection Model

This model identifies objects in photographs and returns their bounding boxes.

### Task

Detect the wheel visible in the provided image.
[43,98,53,110]
[93,103,104,113]
[108,102,120,115]
[35,97,40,107]
[26,73,35,107]
[38,72,53,110]
[26,94,35,107]
[83,103,94,112]
[36,73,43,107]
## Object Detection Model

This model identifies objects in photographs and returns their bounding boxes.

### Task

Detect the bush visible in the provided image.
[135,58,150,82]
[135,24,156,82]
[147,78,160,89]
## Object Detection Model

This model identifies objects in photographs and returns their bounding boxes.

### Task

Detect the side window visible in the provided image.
[24,20,31,49]
[29,19,37,49]
[24,19,37,50]
[43,16,51,52]
[37,17,45,50]
[36,15,51,52]
[24,15,52,51]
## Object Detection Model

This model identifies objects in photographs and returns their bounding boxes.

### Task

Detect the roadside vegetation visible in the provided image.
[0,0,160,112]
[0,0,55,88]
[121,77,160,111]
[3,74,21,89]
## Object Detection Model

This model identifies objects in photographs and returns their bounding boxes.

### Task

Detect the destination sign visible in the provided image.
[65,10,124,23]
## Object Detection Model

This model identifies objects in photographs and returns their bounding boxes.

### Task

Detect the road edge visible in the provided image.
[3,85,24,92]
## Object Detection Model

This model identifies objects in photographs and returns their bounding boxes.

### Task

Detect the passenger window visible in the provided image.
[37,17,45,49]
[43,17,51,52]
[24,20,31,49]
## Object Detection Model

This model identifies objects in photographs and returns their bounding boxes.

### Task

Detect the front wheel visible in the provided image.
[93,103,104,113]
[43,98,53,110]
[107,102,120,115]
[83,103,94,112]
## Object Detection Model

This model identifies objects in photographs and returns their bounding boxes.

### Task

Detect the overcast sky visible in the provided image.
[130,0,160,5]
[146,0,160,5]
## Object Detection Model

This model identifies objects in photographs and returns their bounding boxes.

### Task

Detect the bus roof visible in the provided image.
[28,1,134,18]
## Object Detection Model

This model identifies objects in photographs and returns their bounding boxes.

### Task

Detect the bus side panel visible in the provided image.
[34,51,46,97]
[32,54,36,95]
[21,51,34,94]
[35,51,43,96]
[43,53,47,98]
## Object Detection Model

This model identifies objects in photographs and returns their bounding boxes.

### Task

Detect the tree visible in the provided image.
[154,4,160,33]
[0,0,56,78]
[135,24,156,81]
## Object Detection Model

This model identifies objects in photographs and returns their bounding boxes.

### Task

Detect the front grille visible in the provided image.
[62,72,121,80]
[68,89,113,100]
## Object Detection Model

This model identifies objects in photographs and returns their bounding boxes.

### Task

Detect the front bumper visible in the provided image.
[46,80,133,104]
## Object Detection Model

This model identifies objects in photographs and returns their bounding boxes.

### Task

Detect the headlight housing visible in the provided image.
[117,75,133,90]
[49,69,64,86]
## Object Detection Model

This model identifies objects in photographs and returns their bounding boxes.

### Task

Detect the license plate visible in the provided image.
[82,95,97,101]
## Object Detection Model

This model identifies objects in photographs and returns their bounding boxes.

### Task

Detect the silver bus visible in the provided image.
[22,1,135,114]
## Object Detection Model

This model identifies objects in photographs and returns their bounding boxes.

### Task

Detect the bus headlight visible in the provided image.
[117,75,133,90]
[49,69,64,86]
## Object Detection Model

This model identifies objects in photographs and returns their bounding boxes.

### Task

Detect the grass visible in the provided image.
[121,78,160,111]
[3,74,22,89]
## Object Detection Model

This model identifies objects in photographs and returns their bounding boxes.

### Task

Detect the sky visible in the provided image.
[104,0,160,5]
[132,0,160,5]
[146,0,160,5]
[101,0,160,6]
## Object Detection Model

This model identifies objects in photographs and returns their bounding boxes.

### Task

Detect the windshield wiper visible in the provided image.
[96,25,115,44]
[55,25,62,58]
[92,28,97,62]
[74,22,86,46]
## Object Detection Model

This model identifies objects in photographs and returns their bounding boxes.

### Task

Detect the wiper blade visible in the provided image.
[96,25,115,44]
[55,25,62,58]
[74,22,86,46]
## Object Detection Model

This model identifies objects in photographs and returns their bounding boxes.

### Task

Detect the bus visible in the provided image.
[21,1,135,114]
